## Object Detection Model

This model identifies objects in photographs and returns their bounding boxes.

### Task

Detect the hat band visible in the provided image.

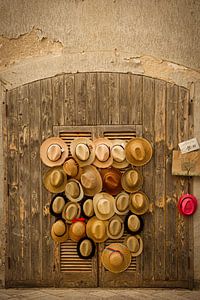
[107,247,124,259]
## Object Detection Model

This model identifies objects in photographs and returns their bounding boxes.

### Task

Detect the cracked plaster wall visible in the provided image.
[0,0,200,288]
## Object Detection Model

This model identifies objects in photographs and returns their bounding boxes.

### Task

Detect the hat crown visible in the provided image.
[128,214,140,231]
[131,143,145,161]
[50,170,64,187]
[76,143,90,161]
[97,198,111,215]
[112,145,126,162]
[47,144,62,162]
[63,159,78,177]
[65,181,80,198]
[110,252,124,267]
[81,172,96,189]
[71,222,85,236]
[53,220,66,236]
[104,173,119,188]
[65,204,78,221]
[116,194,129,212]
[96,144,110,162]
[92,221,105,239]
[126,170,139,187]
[52,196,65,214]
[182,198,193,213]
[132,193,144,209]
[127,236,140,252]
[109,219,122,236]
[80,239,92,257]
[83,199,94,217]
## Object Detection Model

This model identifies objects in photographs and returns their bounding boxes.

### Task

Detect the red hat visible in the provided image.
[178,194,197,216]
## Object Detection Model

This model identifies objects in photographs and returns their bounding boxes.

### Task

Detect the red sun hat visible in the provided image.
[178,194,197,216]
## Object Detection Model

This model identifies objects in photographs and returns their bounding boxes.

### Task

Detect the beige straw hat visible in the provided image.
[101,243,131,273]
[80,165,102,196]
[40,137,69,167]
[124,235,143,257]
[111,140,129,169]
[70,138,95,167]
[124,214,144,235]
[107,215,124,240]
[69,221,86,242]
[93,193,115,220]
[93,138,113,168]
[121,168,143,193]
[125,137,153,166]
[129,191,149,215]
[49,194,66,217]
[65,179,84,202]
[86,216,108,243]
[63,158,79,177]
[114,192,130,215]
[77,237,96,259]
[43,167,67,193]
[62,202,81,224]
[51,219,68,243]
[82,198,94,218]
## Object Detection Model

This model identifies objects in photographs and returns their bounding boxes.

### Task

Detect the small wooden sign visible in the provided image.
[172,150,200,176]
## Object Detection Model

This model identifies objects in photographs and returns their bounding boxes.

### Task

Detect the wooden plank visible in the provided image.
[165,83,178,281]
[177,87,190,281]
[119,73,130,125]
[40,78,54,285]
[108,73,119,125]
[142,76,155,281]
[172,150,200,176]
[97,73,109,125]
[154,79,166,281]
[29,81,42,281]
[75,73,86,126]
[52,75,64,126]
[63,74,75,126]
[17,84,31,281]
[86,73,97,125]
[130,75,143,124]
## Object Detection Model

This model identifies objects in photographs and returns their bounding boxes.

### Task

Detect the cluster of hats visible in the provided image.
[40,136,153,273]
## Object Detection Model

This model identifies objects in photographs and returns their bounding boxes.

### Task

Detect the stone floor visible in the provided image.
[0,288,200,300]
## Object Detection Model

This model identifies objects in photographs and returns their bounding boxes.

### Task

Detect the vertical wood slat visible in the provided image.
[165,83,178,280]
[86,73,97,125]
[63,74,75,126]
[154,80,166,280]
[130,75,143,125]
[18,85,31,281]
[29,81,42,281]
[177,87,189,281]
[75,73,86,126]
[52,75,64,126]
[97,73,109,125]
[108,73,119,125]
[40,78,54,284]
[142,77,155,281]
[119,74,130,125]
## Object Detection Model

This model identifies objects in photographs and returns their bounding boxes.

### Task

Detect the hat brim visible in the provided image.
[77,237,96,259]
[124,213,144,235]
[86,217,108,243]
[101,243,131,273]
[114,192,130,216]
[121,169,143,193]
[70,138,95,167]
[43,167,67,193]
[40,137,69,167]
[51,220,69,243]
[125,137,153,166]
[81,197,95,219]
[93,138,113,168]
[129,192,149,215]
[81,166,103,196]
[106,216,124,240]
[124,235,143,257]
[93,193,115,220]
[65,179,84,202]
[62,202,81,224]
[49,193,67,217]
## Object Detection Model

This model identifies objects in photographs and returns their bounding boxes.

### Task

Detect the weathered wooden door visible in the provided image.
[5,73,193,288]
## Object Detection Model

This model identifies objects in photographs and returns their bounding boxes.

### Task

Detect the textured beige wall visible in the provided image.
[0,0,200,288]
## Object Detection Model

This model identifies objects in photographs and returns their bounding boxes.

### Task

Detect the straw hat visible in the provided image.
[51,219,68,243]
[114,192,130,215]
[43,167,67,193]
[49,194,67,217]
[101,243,131,273]
[69,221,86,242]
[124,235,143,257]
[121,168,143,193]
[93,193,115,220]
[65,179,84,202]
[129,191,149,215]
[80,165,102,196]
[40,137,69,167]
[77,237,96,259]
[82,198,95,218]
[93,138,113,168]
[111,140,129,169]
[100,167,122,196]
[125,137,153,166]
[86,216,108,243]
[107,215,124,240]
[70,137,95,167]
[124,213,144,235]
[62,202,81,224]
[178,194,198,216]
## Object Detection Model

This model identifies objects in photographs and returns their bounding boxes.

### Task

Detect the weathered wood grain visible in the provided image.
[97,73,109,125]
[130,75,143,124]
[86,73,97,125]
[108,73,119,124]
[119,73,130,125]
[52,75,64,126]
[63,74,75,126]
[75,73,86,126]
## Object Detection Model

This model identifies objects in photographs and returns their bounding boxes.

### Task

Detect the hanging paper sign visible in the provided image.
[178,138,199,154]
[172,150,200,176]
